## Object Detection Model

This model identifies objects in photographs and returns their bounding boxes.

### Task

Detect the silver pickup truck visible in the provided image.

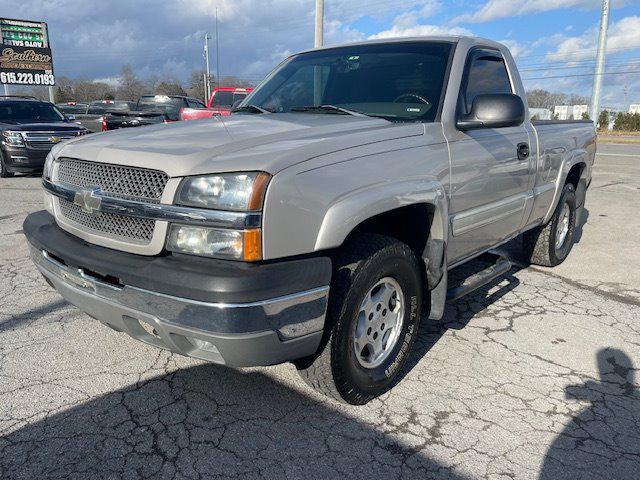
[24,36,595,404]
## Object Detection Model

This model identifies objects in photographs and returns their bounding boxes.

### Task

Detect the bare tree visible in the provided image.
[116,65,145,101]
[155,81,187,96]
[527,89,566,110]
[219,76,256,89]
[186,69,208,102]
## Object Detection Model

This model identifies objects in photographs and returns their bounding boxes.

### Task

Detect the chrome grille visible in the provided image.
[59,199,156,243]
[24,132,81,150]
[55,158,169,245]
[57,158,168,202]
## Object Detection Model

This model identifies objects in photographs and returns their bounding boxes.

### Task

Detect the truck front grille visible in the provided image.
[54,158,169,246]
[58,158,168,202]
[24,132,82,150]
[59,199,156,243]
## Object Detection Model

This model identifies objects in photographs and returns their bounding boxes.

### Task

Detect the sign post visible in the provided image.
[0,17,55,91]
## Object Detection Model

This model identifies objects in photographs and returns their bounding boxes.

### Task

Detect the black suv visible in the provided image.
[0,96,88,177]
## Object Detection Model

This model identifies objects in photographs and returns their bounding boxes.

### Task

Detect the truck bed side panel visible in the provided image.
[527,120,596,227]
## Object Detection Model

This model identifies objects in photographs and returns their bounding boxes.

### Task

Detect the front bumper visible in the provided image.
[1,144,48,173]
[24,211,331,366]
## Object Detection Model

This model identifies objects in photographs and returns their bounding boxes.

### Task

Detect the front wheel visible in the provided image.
[523,183,577,267]
[0,152,14,178]
[296,234,423,405]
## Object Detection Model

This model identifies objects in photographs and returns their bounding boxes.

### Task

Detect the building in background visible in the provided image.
[554,105,589,120]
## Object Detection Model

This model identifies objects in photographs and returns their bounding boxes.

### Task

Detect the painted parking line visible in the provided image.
[596,153,640,157]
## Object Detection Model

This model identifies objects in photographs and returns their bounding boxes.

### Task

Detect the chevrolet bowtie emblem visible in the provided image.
[74,187,102,214]
[49,136,61,143]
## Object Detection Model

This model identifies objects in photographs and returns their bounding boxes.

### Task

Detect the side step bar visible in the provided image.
[446,257,512,301]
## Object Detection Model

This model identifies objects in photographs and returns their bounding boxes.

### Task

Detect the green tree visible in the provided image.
[598,110,609,130]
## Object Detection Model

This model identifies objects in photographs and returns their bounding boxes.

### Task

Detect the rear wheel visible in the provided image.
[523,183,577,267]
[296,234,423,405]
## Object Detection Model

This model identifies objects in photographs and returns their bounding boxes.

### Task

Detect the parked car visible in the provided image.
[56,102,89,117]
[65,100,136,132]
[0,96,88,177]
[180,87,252,121]
[137,95,206,122]
[24,37,595,404]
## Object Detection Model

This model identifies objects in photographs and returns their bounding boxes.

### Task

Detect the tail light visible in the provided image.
[100,116,107,132]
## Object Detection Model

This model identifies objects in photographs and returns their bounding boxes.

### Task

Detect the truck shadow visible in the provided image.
[539,348,640,480]
[0,362,474,480]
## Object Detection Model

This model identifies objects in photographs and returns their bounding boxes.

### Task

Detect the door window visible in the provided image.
[460,50,512,114]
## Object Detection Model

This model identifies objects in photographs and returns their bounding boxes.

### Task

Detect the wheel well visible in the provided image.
[565,163,584,189]
[349,204,433,261]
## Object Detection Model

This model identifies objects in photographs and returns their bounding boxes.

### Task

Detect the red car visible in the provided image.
[180,87,253,121]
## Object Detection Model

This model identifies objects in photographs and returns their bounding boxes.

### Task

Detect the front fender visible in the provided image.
[314,176,446,251]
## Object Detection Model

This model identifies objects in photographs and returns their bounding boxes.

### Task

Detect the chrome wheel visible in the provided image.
[555,202,571,250]
[353,277,405,369]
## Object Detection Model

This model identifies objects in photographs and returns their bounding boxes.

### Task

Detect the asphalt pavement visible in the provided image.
[0,143,639,479]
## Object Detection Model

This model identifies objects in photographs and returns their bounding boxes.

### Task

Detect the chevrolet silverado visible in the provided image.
[24,37,595,404]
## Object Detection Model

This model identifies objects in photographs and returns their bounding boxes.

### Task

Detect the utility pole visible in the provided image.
[590,0,610,122]
[313,0,324,105]
[314,0,324,48]
[204,34,212,101]
[215,8,220,87]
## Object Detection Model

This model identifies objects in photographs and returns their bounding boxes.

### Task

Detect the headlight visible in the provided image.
[176,172,270,211]
[43,152,54,180]
[166,225,261,261]
[2,131,25,147]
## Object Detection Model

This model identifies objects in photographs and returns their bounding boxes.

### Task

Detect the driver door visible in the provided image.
[446,48,533,264]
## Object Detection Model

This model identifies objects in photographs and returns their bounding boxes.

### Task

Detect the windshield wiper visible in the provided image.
[232,104,272,114]
[290,105,364,116]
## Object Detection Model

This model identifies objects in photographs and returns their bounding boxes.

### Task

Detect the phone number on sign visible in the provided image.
[0,72,55,85]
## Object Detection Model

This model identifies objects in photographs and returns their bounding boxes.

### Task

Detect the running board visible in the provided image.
[446,257,512,301]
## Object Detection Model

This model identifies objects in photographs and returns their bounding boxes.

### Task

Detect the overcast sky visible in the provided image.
[3,0,640,109]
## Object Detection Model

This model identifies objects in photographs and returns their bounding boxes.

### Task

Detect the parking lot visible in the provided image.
[0,143,638,479]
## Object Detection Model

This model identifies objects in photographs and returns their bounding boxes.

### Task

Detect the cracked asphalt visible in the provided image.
[1,143,639,479]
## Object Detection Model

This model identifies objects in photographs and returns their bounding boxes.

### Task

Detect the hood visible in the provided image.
[1,122,85,132]
[56,113,426,177]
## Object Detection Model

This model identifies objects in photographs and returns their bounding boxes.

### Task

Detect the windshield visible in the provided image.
[136,96,182,120]
[0,101,66,123]
[241,41,453,121]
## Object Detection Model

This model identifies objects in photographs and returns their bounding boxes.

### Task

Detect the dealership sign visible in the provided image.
[0,18,55,86]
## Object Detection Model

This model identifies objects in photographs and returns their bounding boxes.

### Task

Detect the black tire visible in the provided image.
[0,152,14,178]
[523,183,577,267]
[296,233,423,405]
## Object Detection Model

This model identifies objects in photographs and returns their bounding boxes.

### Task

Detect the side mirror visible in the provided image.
[457,93,525,130]
[66,114,76,121]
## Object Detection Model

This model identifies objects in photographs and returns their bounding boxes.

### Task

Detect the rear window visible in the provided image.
[211,91,248,107]
[136,96,183,120]
[58,104,88,114]
[88,102,132,114]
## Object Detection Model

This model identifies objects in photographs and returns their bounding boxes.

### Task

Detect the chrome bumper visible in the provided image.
[30,246,328,366]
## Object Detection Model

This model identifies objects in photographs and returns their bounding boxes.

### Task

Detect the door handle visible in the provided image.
[517,142,530,160]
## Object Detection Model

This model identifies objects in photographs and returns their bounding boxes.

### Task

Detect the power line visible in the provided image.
[523,69,640,81]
